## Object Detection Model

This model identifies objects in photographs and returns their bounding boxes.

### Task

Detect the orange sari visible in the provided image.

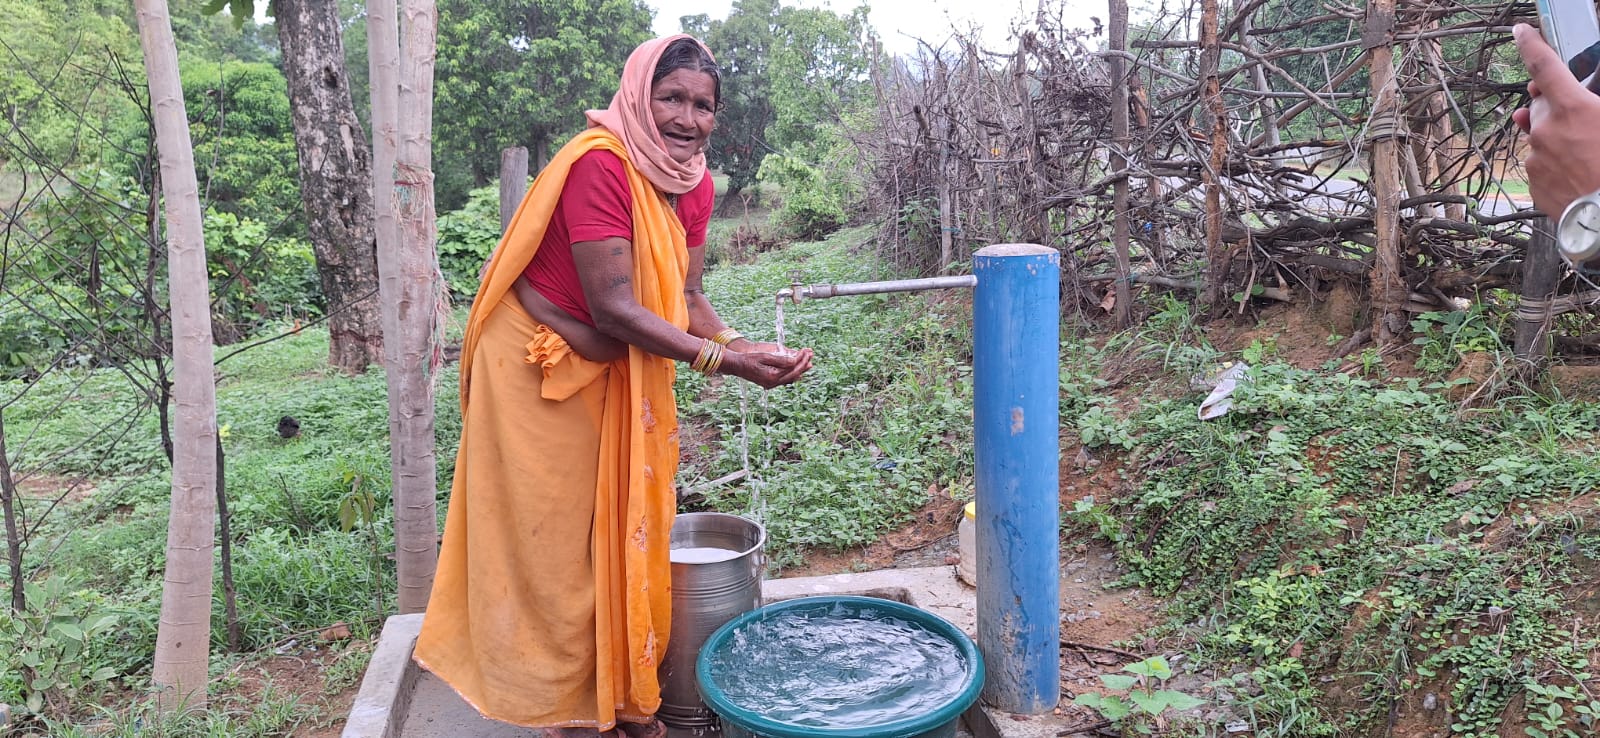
[414,128,687,729]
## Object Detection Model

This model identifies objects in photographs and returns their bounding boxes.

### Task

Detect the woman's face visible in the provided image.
[650,69,717,164]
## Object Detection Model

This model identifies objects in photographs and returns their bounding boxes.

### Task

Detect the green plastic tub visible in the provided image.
[695,596,985,738]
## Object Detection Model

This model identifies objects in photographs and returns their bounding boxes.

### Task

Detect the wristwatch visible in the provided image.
[1557,189,1600,266]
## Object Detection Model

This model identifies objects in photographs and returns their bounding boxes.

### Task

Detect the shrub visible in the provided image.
[204,209,322,340]
[436,184,504,298]
[758,153,847,241]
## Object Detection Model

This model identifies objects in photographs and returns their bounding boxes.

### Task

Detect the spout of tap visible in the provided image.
[776,287,797,304]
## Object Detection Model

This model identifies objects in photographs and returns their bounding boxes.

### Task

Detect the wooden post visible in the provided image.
[499,146,528,232]
[1108,0,1133,327]
[1515,219,1561,364]
[1199,0,1230,314]
[1366,0,1407,346]
[1130,70,1165,264]
[937,60,954,274]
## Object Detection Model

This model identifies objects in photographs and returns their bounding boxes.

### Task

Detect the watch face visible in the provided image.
[1559,198,1600,261]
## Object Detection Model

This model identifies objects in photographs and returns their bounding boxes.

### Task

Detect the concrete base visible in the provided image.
[343,566,1084,738]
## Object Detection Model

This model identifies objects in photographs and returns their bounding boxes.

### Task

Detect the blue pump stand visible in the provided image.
[971,243,1061,714]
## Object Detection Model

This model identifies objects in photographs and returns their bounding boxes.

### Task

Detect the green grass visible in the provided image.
[0,320,455,729]
[1494,178,1530,198]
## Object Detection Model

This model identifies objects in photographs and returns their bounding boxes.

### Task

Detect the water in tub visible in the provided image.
[704,606,968,727]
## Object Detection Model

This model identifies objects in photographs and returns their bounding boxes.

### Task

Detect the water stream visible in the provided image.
[736,382,766,525]
[774,298,786,348]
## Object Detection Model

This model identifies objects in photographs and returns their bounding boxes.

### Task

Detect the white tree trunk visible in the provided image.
[373,0,440,614]
[134,0,219,711]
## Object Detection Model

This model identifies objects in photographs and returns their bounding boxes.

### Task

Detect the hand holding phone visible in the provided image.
[1515,18,1600,262]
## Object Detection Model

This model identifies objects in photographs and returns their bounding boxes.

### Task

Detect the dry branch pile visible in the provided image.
[856,0,1596,351]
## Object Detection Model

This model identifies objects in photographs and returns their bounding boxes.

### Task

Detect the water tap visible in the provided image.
[777,269,807,304]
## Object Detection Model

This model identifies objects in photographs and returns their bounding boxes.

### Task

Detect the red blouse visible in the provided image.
[523,150,714,327]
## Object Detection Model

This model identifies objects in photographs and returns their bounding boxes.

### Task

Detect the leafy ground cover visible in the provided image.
[1054,297,1600,737]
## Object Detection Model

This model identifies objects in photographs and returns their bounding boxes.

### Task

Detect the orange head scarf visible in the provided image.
[586,35,714,195]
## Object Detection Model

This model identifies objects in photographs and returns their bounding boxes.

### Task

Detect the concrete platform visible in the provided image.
[343,566,1086,738]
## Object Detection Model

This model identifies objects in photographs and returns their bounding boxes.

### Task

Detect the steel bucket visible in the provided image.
[658,512,766,733]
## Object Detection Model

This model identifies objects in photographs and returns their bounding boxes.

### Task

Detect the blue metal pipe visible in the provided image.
[972,243,1061,714]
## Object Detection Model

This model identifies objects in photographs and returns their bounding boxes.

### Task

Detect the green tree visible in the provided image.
[179,60,301,227]
[682,0,777,204]
[0,0,274,176]
[0,0,142,170]
[202,0,387,372]
[765,4,872,151]
[681,0,873,205]
[432,0,652,209]
[171,0,279,64]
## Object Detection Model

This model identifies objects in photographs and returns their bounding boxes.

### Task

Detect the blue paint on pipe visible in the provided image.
[971,243,1061,714]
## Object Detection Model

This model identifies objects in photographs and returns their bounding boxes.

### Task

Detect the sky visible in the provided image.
[647,0,1102,56]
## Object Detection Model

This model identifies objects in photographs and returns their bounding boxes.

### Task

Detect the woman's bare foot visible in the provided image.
[615,718,667,738]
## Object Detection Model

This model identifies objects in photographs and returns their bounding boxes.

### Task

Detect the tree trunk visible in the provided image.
[1199,0,1230,314]
[1515,219,1560,363]
[277,0,384,373]
[935,59,954,273]
[1010,41,1044,246]
[1417,26,1466,221]
[135,0,220,712]
[373,0,441,614]
[500,147,529,232]
[1107,0,1133,327]
[533,137,550,172]
[1366,0,1407,346]
[0,415,23,614]
[1130,69,1165,264]
[216,437,240,652]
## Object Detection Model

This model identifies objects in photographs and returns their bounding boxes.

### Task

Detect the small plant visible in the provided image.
[1522,679,1599,738]
[1073,656,1205,734]
[1077,404,1137,451]
[0,577,120,717]
[1411,307,1504,374]
[1068,496,1125,543]
[435,185,505,297]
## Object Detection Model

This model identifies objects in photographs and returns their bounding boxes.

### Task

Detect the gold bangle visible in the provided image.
[691,339,714,373]
[706,341,726,374]
[695,340,724,375]
[711,327,743,346]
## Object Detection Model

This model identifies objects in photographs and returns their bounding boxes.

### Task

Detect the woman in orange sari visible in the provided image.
[414,35,812,737]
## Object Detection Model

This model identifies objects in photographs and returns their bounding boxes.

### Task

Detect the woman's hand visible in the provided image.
[721,346,813,390]
[513,277,628,363]
[729,339,787,354]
